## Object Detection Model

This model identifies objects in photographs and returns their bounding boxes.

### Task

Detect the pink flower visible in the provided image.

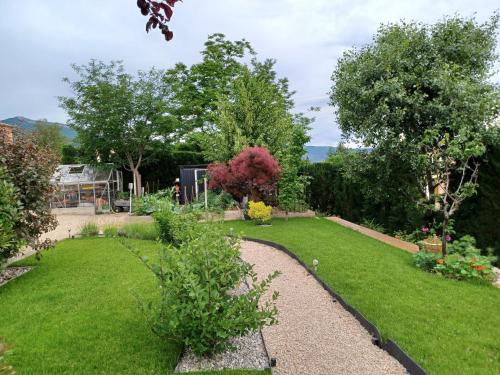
[445,235,452,242]
[421,227,430,233]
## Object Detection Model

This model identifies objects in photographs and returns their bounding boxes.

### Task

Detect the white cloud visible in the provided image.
[0,0,498,146]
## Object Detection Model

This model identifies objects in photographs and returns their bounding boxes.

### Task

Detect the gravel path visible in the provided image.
[240,240,407,375]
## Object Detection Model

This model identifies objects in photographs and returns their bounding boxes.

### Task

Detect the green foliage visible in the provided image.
[133,191,172,215]
[0,166,21,265]
[433,253,496,283]
[413,251,441,272]
[454,137,500,261]
[61,144,81,164]
[31,120,67,160]
[153,208,199,246]
[0,130,58,256]
[414,236,496,282]
[79,222,99,237]
[126,219,279,356]
[330,14,500,253]
[361,219,385,233]
[195,190,237,214]
[203,66,296,162]
[103,225,118,238]
[60,60,179,196]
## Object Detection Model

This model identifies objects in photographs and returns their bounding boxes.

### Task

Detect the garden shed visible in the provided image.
[179,164,208,203]
[50,164,123,211]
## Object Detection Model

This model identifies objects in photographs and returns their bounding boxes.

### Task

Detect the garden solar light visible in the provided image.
[313,259,319,272]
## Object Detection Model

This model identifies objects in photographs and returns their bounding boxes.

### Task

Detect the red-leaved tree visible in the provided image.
[208,147,281,202]
[137,0,180,41]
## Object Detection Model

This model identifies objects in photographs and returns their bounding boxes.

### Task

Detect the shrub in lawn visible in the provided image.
[124,221,280,356]
[79,222,99,237]
[119,223,159,241]
[248,201,272,225]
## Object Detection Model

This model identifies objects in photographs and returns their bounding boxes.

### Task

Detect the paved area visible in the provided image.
[327,217,419,253]
[8,212,153,264]
[240,240,407,375]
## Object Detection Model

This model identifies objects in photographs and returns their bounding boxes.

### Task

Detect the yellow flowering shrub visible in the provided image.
[248,201,272,224]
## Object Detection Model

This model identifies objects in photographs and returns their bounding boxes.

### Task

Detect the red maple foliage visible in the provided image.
[137,0,180,41]
[208,147,281,202]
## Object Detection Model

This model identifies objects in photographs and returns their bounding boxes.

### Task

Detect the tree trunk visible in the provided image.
[441,215,449,256]
[130,167,142,197]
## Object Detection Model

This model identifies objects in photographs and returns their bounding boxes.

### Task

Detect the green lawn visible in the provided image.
[0,238,267,375]
[224,217,500,375]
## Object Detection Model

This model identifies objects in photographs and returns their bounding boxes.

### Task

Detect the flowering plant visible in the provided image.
[248,201,272,225]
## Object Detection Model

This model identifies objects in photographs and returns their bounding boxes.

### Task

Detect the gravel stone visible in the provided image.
[240,240,408,375]
[175,331,269,373]
[0,267,32,287]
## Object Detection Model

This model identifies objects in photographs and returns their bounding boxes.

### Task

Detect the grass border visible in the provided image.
[243,236,427,375]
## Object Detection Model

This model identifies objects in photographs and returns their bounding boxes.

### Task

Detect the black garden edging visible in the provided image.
[243,237,427,375]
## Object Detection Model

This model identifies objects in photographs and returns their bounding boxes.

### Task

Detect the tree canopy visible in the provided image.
[59,60,177,196]
[330,14,500,253]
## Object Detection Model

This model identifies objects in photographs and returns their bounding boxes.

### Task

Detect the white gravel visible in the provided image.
[240,240,407,375]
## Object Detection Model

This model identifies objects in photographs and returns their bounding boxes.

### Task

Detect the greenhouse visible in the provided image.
[50,164,123,211]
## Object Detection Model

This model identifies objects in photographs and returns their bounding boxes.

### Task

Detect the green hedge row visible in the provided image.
[303,145,499,257]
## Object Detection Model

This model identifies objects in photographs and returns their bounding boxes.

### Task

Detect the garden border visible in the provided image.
[242,237,427,375]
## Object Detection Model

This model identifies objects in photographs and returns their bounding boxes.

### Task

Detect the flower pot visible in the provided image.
[421,236,442,253]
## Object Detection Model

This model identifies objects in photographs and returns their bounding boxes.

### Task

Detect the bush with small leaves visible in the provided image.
[248,201,272,225]
[123,221,280,356]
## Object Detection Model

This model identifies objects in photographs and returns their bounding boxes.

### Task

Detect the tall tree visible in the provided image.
[330,15,500,253]
[60,60,176,196]
[164,33,255,139]
[31,120,66,160]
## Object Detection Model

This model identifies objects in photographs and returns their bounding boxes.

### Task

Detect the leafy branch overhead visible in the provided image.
[137,0,180,41]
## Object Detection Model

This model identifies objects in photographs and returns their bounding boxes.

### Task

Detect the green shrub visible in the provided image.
[154,209,199,246]
[124,221,280,356]
[133,190,172,215]
[80,222,99,237]
[413,236,496,283]
[0,166,21,265]
[195,190,237,214]
[413,251,440,272]
[103,226,118,238]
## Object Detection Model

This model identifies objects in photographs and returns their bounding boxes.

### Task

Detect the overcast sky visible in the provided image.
[0,1,498,146]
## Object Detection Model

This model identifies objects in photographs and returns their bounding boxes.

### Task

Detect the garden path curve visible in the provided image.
[240,240,407,375]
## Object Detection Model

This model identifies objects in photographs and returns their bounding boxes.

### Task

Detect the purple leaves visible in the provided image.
[137,0,180,41]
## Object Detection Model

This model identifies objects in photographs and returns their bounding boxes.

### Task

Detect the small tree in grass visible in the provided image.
[208,147,281,202]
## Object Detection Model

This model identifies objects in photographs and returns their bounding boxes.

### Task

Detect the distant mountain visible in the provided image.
[305,146,336,162]
[1,116,76,140]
